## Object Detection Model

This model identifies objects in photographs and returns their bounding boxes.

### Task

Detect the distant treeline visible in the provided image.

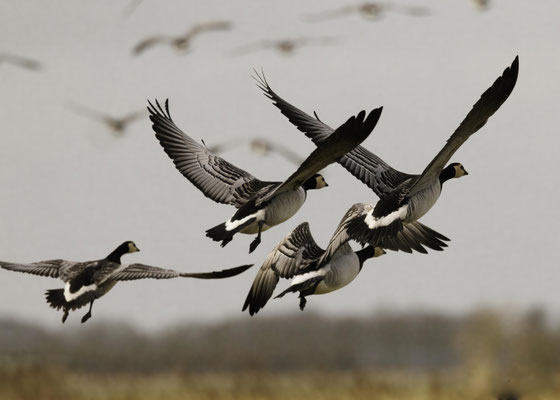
[0,308,558,375]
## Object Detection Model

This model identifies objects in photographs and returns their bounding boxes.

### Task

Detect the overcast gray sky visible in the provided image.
[0,0,558,330]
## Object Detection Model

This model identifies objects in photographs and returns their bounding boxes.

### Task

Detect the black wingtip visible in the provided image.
[147,98,172,121]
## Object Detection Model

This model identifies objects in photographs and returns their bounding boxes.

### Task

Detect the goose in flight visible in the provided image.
[0,52,42,71]
[242,222,386,315]
[230,37,338,56]
[0,241,253,323]
[68,102,145,136]
[206,137,304,165]
[303,2,430,23]
[132,21,232,56]
[255,56,519,250]
[148,99,382,253]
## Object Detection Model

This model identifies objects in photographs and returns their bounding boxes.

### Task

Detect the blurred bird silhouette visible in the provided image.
[132,21,232,56]
[0,53,42,71]
[68,103,145,136]
[303,2,430,22]
[230,37,338,56]
[497,391,519,400]
[472,0,491,11]
[205,137,304,165]
[122,0,144,18]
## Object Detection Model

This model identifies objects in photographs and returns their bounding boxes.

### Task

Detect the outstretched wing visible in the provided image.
[148,99,266,207]
[0,259,74,279]
[187,21,232,38]
[111,263,182,281]
[242,222,324,315]
[410,56,519,195]
[260,107,382,204]
[113,263,253,281]
[180,264,253,279]
[132,36,170,55]
[254,71,414,197]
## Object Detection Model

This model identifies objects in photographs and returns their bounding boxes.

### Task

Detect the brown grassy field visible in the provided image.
[1,365,559,400]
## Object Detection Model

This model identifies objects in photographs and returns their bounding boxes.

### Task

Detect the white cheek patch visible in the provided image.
[364,205,408,229]
[225,209,265,231]
[64,281,97,302]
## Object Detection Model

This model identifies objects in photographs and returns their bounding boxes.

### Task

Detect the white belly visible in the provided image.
[240,189,306,234]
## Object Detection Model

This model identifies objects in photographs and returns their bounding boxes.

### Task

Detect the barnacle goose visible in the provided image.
[148,99,382,253]
[0,241,252,323]
[256,56,519,251]
[243,217,392,315]
[132,21,232,56]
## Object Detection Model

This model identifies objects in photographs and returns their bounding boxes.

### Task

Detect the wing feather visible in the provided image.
[148,99,264,207]
[254,71,412,197]
[260,107,382,203]
[242,222,324,315]
[0,259,70,279]
[111,263,182,281]
[410,56,519,195]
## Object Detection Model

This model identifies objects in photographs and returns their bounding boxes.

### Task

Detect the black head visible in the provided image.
[106,241,140,263]
[356,246,386,268]
[439,162,468,184]
[302,174,328,191]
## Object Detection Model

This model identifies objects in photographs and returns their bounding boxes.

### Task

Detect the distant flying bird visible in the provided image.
[148,99,381,253]
[472,0,491,11]
[206,137,304,165]
[243,221,387,315]
[68,103,145,136]
[230,37,338,56]
[122,0,144,18]
[303,2,430,22]
[0,241,253,323]
[132,21,232,56]
[0,53,42,71]
[257,56,519,252]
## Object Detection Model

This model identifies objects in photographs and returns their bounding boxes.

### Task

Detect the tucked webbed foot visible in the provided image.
[249,236,261,253]
[299,296,307,311]
[81,311,92,323]
[249,221,265,254]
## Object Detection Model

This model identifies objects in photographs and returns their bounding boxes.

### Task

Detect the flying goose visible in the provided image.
[132,21,232,56]
[148,99,382,253]
[0,52,43,71]
[206,137,304,165]
[303,2,430,23]
[68,102,145,136]
[255,56,519,250]
[242,221,387,315]
[230,37,339,57]
[0,241,253,323]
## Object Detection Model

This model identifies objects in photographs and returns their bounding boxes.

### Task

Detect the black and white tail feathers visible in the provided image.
[45,289,67,310]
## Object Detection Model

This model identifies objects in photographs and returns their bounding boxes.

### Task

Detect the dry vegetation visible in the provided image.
[1,308,559,399]
[2,367,560,400]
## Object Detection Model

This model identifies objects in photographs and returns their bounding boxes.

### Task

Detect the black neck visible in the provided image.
[105,244,128,263]
[356,246,376,270]
[302,177,315,191]
[439,165,455,186]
